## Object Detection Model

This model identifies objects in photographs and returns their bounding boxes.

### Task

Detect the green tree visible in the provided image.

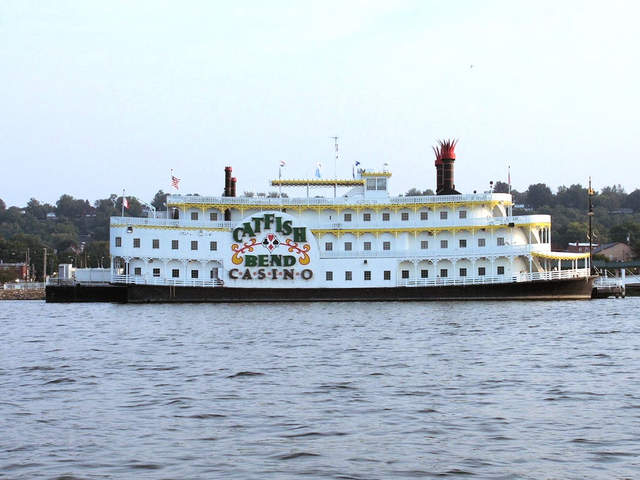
[151,190,168,211]
[0,198,6,211]
[556,184,587,210]
[493,181,509,193]
[526,183,554,209]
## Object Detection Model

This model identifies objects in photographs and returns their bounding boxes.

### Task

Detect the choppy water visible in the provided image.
[1,299,639,479]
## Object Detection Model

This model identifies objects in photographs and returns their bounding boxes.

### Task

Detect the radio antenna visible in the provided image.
[330,136,339,179]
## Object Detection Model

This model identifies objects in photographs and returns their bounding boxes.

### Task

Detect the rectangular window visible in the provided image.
[345,271,352,281]
[401,212,409,221]
[478,238,486,247]
[364,241,372,251]
[191,269,199,279]
[440,240,448,249]
[152,239,160,249]
[364,271,371,281]
[497,237,505,246]
[421,269,429,278]
[190,211,198,221]
[191,240,198,250]
[459,268,467,277]
[344,242,352,251]
[325,242,333,251]
[153,268,160,277]
[383,241,391,251]
[440,211,448,220]
[210,241,217,251]
[459,239,467,248]
[440,269,448,278]
[209,212,218,221]
[459,210,467,219]
[326,271,333,281]
[382,212,390,221]
[172,240,179,250]
[344,213,352,222]
[420,211,428,220]
[115,236,122,247]
[384,270,391,280]
[366,178,376,190]
[478,267,486,276]
[171,269,180,278]
[133,238,140,248]
[363,213,371,222]
[210,269,217,279]
[376,178,387,190]
[134,267,141,276]
[421,240,429,250]
[497,266,505,275]
[401,270,410,279]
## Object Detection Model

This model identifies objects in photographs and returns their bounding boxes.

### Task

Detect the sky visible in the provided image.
[2,0,639,207]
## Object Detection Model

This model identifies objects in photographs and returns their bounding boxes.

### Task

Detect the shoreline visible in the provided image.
[0,289,45,301]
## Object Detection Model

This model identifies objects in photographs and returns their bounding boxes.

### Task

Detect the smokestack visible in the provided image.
[434,139,461,195]
[224,166,232,196]
[231,177,237,197]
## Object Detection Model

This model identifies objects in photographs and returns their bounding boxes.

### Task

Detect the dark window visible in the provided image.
[363,213,371,222]
[383,241,391,250]
[134,267,141,276]
[325,242,333,251]
[345,271,352,281]
[459,239,467,248]
[364,271,371,281]
[172,240,179,249]
[401,212,409,221]
[421,269,429,278]
[209,212,218,221]
[171,269,179,278]
[133,238,140,248]
[191,241,198,250]
[420,211,428,220]
[440,240,448,249]
[384,270,391,280]
[115,236,122,247]
[344,242,352,251]
[459,268,467,277]
[459,210,467,219]
[382,212,390,221]
[497,266,505,275]
[478,238,486,247]
[440,211,448,220]
[191,269,199,279]
[210,241,217,251]
[152,239,159,249]
[344,213,352,222]
[421,240,428,250]
[440,269,448,278]
[190,212,198,220]
[497,237,505,246]
[326,271,333,281]
[210,269,217,279]
[153,268,160,277]
[401,270,410,279]
[364,241,372,251]
[478,267,486,276]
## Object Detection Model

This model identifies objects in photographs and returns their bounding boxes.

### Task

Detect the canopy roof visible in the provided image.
[532,251,590,260]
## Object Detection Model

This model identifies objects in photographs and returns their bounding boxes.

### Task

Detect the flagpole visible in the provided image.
[121,189,125,217]
[278,165,282,198]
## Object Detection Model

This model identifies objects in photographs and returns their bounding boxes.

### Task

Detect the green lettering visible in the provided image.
[232,228,244,242]
[282,220,292,235]
[293,227,306,242]
[270,255,282,266]
[245,255,257,267]
[258,255,269,267]
[242,222,255,237]
[283,255,296,267]
[252,217,262,233]
[263,214,274,230]
[275,216,283,232]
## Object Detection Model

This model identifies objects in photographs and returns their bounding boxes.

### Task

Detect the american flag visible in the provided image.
[171,175,180,190]
[123,196,129,209]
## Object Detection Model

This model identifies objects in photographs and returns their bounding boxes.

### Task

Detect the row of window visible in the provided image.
[189,212,219,221]
[116,237,218,251]
[182,210,468,222]
[132,267,217,279]
[324,237,504,251]
[326,266,505,281]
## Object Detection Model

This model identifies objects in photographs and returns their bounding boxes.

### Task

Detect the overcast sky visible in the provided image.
[2,0,639,207]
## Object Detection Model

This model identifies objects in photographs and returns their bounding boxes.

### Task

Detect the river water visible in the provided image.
[1,299,639,479]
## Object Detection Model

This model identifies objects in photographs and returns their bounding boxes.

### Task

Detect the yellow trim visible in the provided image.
[311,222,550,237]
[532,251,590,260]
[111,224,230,232]
[361,171,392,177]
[270,179,365,187]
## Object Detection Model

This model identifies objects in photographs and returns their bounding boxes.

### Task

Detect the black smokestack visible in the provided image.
[224,166,232,196]
[434,139,461,195]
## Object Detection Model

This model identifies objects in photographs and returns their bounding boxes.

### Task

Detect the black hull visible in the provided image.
[47,276,596,303]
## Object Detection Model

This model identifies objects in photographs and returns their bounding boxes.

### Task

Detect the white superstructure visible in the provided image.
[109,168,591,289]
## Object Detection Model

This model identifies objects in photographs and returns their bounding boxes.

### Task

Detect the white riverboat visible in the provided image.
[104,141,594,302]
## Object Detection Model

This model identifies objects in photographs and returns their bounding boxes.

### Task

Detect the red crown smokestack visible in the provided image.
[224,166,232,197]
[230,177,237,197]
[433,139,460,195]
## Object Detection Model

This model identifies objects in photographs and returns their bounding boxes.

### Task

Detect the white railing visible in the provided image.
[110,217,234,229]
[111,274,224,288]
[396,268,590,287]
[3,282,45,290]
[320,245,549,260]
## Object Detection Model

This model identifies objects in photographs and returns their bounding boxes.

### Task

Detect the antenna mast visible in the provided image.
[330,136,339,179]
[588,176,595,274]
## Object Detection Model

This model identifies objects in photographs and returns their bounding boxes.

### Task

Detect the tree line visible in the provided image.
[1,182,639,281]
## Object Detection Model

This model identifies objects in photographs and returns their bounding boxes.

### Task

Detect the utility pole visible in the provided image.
[588,177,594,275]
[43,248,47,283]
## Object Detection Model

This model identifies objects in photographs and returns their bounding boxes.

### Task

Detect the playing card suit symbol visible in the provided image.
[262,233,280,252]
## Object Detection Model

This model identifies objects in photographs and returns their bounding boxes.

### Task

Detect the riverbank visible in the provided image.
[0,289,45,300]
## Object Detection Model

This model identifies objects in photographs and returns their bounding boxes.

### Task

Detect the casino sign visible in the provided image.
[229,212,313,281]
